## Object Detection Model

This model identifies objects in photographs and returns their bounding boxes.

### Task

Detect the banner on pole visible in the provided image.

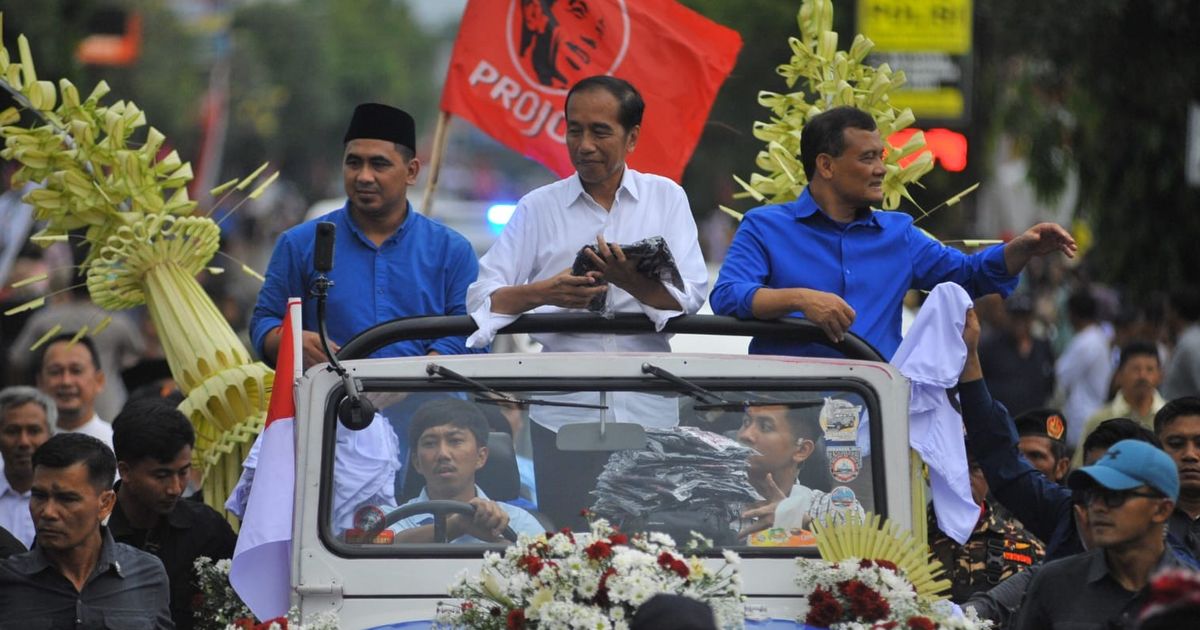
[440,0,742,182]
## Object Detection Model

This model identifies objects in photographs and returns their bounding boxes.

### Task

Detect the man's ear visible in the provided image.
[625,124,640,154]
[1153,499,1175,524]
[94,368,106,393]
[1053,458,1070,483]
[475,446,489,471]
[791,438,815,466]
[98,488,116,522]
[406,157,421,186]
[116,461,130,481]
[815,153,835,180]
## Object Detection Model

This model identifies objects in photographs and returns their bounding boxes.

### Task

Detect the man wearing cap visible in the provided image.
[251,103,479,367]
[1014,439,1186,630]
[1014,408,1071,483]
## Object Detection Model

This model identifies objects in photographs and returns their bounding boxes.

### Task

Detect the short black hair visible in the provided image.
[407,398,490,453]
[1082,417,1160,457]
[1066,290,1098,322]
[112,398,195,464]
[1117,341,1160,370]
[566,75,645,131]
[34,332,102,374]
[799,106,878,180]
[1154,397,1200,434]
[32,432,116,492]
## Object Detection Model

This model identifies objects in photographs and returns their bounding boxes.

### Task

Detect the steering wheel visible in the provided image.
[381,500,518,543]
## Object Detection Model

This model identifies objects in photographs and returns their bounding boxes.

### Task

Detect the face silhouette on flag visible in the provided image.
[516,0,625,91]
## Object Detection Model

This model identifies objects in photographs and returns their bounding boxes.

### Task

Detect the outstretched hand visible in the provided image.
[1005,222,1077,275]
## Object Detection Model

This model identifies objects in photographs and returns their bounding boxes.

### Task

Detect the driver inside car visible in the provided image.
[386,399,543,543]
[737,404,864,540]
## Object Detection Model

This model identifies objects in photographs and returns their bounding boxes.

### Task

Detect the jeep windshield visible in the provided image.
[313,315,895,558]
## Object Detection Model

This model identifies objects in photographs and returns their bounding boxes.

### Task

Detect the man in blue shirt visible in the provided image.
[251,103,479,367]
[710,106,1076,360]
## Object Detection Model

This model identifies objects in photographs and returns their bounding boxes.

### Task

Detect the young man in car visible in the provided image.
[388,399,541,543]
[735,403,863,539]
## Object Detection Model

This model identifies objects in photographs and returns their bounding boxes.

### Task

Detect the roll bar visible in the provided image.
[337,313,884,362]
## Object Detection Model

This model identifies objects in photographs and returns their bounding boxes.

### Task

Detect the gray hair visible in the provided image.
[0,385,57,433]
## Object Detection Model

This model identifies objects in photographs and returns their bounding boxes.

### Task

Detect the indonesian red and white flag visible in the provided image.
[440,0,742,182]
[230,297,301,620]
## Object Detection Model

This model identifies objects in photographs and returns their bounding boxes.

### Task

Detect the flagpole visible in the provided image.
[421,110,452,218]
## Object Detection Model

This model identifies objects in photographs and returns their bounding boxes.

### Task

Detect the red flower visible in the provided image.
[517,554,545,576]
[838,579,891,621]
[585,540,613,561]
[907,616,937,630]
[874,559,899,572]
[656,552,690,578]
[805,587,844,627]
[506,608,526,629]
[594,567,618,607]
[609,533,629,546]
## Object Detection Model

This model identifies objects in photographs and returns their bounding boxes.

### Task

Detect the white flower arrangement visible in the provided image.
[193,556,340,630]
[434,518,744,629]
[794,558,991,630]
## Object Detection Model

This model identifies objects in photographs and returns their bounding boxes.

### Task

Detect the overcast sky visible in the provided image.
[405,0,467,28]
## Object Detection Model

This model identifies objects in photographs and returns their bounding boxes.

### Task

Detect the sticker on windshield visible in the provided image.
[828,446,862,483]
[819,398,862,442]
[829,486,858,509]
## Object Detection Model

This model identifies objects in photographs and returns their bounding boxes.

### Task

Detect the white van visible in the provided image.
[291,314,920,628]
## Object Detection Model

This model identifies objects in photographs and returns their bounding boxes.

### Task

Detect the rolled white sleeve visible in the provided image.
[467,201,537,348]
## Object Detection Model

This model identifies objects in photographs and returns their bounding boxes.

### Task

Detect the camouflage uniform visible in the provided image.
[928,500,1046,603]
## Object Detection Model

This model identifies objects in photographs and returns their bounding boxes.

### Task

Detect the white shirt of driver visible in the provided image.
[466,167,709,351]
[0,470,34,548]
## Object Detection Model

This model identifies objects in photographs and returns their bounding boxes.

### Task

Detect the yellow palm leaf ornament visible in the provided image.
[811,512,951,602]
[728,0,935,214]
[0,16,274,521]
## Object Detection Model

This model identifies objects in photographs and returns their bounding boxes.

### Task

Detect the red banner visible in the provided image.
[440,0,742,182]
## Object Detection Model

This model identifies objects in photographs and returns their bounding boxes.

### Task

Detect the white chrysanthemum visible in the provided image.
[648,532,676,547]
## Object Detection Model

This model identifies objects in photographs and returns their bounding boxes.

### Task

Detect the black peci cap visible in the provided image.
[343,103,416,152]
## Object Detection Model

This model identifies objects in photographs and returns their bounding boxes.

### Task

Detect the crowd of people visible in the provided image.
[0,75,1198,628]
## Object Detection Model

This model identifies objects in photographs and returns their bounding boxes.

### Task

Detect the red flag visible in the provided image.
[440,0,742,182]
[230,297,301,620]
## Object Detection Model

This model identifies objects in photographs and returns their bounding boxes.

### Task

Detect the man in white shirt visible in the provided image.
[0,386,55,547]
[35,333,113,449]
[1055,290,1113,449]
[466,76,708,527]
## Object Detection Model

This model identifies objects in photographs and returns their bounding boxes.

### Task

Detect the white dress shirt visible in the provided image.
[65,414,114,450]
[467,167,709,351]
[0,471,34,548]
[1055,324,1114,447]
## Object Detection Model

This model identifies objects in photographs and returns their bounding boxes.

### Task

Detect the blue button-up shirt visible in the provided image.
[710,188,1017,359]
[251,203,481,360]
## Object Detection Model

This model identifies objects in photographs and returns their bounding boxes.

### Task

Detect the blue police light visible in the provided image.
[486,203,517,234]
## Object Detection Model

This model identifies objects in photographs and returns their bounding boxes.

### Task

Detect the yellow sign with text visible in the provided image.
[858,0,973,54]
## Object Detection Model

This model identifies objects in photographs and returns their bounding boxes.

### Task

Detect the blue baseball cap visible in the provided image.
[1068,439,1179,501]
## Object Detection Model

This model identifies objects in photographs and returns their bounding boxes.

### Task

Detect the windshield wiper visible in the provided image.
[640,363,733,405]
[426,363,608,410]
[640,363,823,412]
